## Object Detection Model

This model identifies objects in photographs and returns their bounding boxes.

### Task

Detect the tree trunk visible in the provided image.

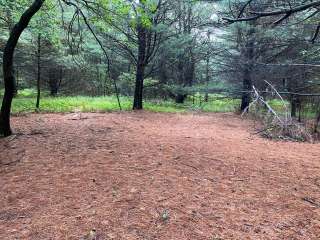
[240,27,255,112]
[0,0,45,137]
[204,93,209,103]
[59,67,63,92]
[314,109,320,133]
[133,24,147,110]
[185,51,195,87]
[175,94,186,104]
[36,33,41,110]
[205,54,210,102]
[175,57,185,104]
[291,95,297,118]
[15,67,19,96]
[240,68,252,112]
[49,68,60,96]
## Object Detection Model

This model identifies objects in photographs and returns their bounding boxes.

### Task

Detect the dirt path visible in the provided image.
[0,112,319,240]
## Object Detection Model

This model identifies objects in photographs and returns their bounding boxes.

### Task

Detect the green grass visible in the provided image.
[201,99,240,112]
[0,88,239,114]
[4,89,312,115]
[268,99,290,112]
[0,88,51,98]
[11,96,131,113]
[2,89,319,118]
[7,95,238,114]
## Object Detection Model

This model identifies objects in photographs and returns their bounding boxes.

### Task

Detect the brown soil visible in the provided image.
[0,112,320,240]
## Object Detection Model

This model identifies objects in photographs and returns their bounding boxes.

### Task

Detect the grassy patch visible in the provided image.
[8,95,239,114]
[201,99,240,112]
[11,96,132,113]
[0,88,240,114]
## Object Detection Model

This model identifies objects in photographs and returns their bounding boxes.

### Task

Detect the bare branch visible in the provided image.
[311,23,320,43]
[223,0,320,23]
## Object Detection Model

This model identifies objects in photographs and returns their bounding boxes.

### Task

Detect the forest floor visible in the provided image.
[0,112,320,240]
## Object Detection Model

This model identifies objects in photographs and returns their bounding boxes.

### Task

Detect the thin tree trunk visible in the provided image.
[0,0,45,137]
[58,67,63,91]
[133,24,147,110]
[205,31,210,102]
[36,33,41,110]
[205,54,209,102]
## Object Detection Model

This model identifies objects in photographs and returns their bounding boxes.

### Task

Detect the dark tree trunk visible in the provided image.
[205,54,210,102]
[298,99,302,122]
[49,68,61,96]
[36,33,41,110]
[291,95,297,118]
[205,32,211,103]
[185,52,195,87]
[0,0,45,137]
[59,67,63,91]
[158,55,168,98]
[175,94,186,104]
[159,56,167,85]
[49,77,58,96]
[204,93,209,103]
[240,27,255,112]
[240,68,252,112]
[15,67,19,96]
[133,24,147,110]
[175,58,186,104]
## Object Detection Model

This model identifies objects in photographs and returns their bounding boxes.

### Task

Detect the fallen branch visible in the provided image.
[302,197,320,208]
[242,83,313,141]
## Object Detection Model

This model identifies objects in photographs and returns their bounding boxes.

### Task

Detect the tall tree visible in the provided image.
[0,0,45,136]
[95,0,170,109]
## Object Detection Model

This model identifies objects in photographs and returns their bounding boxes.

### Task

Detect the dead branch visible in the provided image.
[223,1,320,24]
[242,83,313,141]
[302,197,320,208]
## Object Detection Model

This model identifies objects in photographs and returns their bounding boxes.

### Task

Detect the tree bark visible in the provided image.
[133,24,147,110]
[291,95,297,118]
[15,67,19,96]
[36,33,41,110]
[240,27,255,112]
[205,54,210,102]
[0,0,45,137]
[185,50,195,87]
[49,68,61,96]
[175,58,186,104]
[240,67,253,112]
[175,94,186,104]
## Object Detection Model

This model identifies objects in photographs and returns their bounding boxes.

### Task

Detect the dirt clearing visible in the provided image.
[0,112,319,240]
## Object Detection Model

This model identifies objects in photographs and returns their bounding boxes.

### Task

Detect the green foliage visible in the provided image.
[28,1,62,47]
[117,73,136,96]
[117,73,160,96]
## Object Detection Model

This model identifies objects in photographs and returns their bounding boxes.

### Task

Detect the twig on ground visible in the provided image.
[0,150,25,167]
[302,197,320,207]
